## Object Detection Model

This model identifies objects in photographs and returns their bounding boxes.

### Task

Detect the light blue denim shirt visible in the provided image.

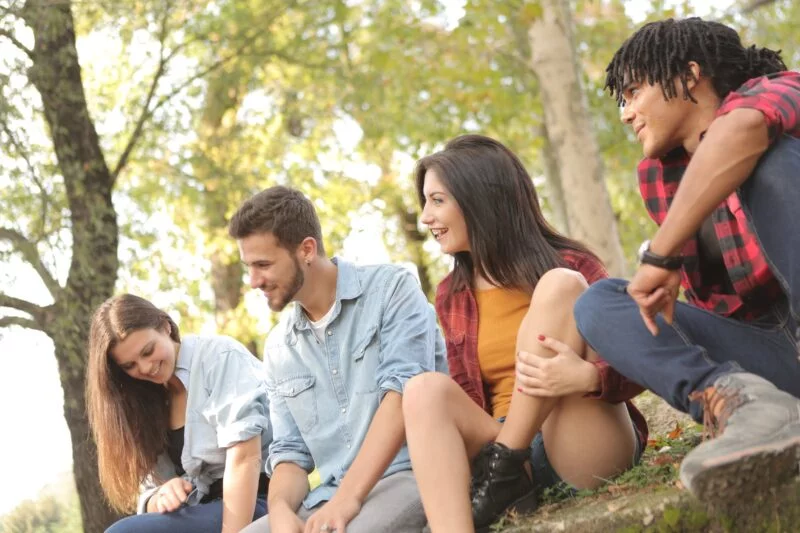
[264,259,447,508]
[137,335,272,513]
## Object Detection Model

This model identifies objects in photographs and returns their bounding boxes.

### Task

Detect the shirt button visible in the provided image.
[347,444,351,449]
[341,407,346,413]
[332,369,338,375]
[327,330,333,336]
[290,388,294,394]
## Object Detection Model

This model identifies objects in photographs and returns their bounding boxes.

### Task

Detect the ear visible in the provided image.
[298,237,317,265]
[685,61,702,90]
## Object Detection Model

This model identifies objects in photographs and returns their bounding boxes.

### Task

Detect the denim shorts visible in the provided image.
[498,418,644,495]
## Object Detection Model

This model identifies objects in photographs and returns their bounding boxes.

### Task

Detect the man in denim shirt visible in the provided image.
[232,186,446,533]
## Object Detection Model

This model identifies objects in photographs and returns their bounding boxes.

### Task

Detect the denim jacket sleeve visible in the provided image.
[201,347,270,448]
[264,367,315,476]
[376,269,442,398]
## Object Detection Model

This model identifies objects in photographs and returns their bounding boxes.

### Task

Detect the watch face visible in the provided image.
[637,240,650,262]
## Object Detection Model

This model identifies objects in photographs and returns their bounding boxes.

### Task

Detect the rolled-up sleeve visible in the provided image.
[201,348,270,449]
[717,72,800,142]
[376,269,442,397]
[264,371,315,475]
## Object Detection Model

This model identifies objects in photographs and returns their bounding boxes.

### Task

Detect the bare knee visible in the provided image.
[402,372,453,423]
[531,268,588,309]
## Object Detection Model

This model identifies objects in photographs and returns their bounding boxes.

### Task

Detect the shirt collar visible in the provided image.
[290,257,363,331]
[174,335,195,389]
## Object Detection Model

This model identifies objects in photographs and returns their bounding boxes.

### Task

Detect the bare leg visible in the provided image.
[496,268,636,488]
[403,373,501,533]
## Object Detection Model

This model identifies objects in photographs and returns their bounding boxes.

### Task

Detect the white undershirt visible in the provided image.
[308,303,336,344]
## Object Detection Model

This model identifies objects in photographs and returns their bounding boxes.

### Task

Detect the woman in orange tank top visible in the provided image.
[402,135,647,532]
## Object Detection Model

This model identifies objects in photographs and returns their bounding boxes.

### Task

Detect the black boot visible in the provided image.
[471,441,538,531]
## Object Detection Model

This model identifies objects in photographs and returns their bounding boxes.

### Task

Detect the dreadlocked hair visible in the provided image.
[605,17,786,105]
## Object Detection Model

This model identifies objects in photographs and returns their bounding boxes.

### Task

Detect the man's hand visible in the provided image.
[303,493,362,533]
[269,502,306,533]
[148,477,193,513]
[626,264,682,336]
[516,336,599,397]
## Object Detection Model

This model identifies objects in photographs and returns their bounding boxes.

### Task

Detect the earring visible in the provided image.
[305,259,311,266]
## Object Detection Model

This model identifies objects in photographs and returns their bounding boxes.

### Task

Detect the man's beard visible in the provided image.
[267,256,305,312]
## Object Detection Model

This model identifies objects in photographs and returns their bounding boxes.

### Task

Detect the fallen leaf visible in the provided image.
[668,421,684,439]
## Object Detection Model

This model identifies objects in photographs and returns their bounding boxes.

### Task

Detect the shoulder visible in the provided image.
[189,335,263,382]
[355,262,410,286]
[559,250,608,285]
[353,263,424,303]
[188,334,252,362]
[725,71,800,101]
[717,71,800,135]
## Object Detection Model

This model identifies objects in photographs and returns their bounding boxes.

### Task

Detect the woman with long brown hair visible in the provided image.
[402,135,648,532]
[87,294,271,532]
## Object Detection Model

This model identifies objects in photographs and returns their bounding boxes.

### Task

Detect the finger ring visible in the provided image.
[320,525,330,532]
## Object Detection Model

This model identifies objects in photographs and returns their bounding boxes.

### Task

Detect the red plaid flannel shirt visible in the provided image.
[639,71,800,319]
[435,251,648,448]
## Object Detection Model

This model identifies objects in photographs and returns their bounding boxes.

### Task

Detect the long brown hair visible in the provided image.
[86,294,180,512]
[415,135,599,295]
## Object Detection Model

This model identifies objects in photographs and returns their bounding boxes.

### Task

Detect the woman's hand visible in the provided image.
[516,335,599,397]
[303,493,362,533]
[148,477,193,513]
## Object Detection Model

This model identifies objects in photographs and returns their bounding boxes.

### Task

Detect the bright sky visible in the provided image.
[0,0,732,516]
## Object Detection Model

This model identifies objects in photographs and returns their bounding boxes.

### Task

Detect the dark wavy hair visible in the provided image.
[86,294,180,512]
[605,17,786,104]
[415,134,599,295]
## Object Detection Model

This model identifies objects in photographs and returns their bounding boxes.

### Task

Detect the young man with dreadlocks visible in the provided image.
[530,17,800,500]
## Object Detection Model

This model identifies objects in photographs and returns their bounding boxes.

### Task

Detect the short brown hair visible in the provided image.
[228,186,325,255]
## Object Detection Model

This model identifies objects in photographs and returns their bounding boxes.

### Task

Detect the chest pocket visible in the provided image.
[275,376,317,434]
[353,325,380,394]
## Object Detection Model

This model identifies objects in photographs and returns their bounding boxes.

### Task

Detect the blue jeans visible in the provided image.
[105,498,268,533]
[575,135,800,421]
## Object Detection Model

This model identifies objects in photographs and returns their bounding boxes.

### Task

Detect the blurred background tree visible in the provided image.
[0,0,795,529]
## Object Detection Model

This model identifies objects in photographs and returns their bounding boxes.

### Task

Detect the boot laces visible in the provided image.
[688,385,746,441]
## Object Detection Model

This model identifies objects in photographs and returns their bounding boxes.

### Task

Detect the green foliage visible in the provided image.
[1,492,82,533]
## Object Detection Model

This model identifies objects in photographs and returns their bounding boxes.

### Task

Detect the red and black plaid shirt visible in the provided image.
[639,71,800,320]
[435,251,648,448]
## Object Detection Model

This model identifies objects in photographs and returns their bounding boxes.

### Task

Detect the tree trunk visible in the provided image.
[22,1,121,530]
[528,0,627,276]
[539,122,570,236]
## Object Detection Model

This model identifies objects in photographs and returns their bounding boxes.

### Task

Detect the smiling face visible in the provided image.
[238,231,306,312]
[620,76,697,159]
[110,325,177,385]
[420,168,470,255]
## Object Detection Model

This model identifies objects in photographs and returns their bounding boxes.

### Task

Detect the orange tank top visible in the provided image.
[474,287,531,419]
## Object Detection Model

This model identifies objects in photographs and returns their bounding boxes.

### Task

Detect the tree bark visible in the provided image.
[22,1,121,530]
[528,0,627,276]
